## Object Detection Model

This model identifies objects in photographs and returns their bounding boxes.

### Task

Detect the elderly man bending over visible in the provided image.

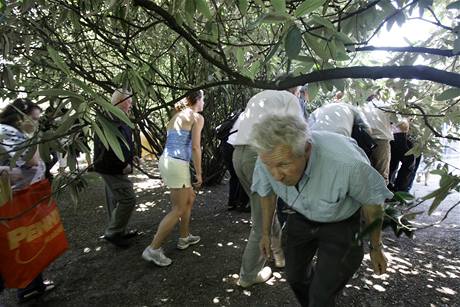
[251,114,392,307]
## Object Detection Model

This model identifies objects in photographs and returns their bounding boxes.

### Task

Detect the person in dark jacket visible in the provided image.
[388,119,416,192]
[93,89,138,248]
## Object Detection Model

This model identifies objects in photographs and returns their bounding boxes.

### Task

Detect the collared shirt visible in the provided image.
[361,100,394,141]
[233,90,303,145]
[251,131,393,222]
[308,102,357,137]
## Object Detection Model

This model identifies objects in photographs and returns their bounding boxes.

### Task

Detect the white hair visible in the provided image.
[111,88,132,105]
[250,114,311,157]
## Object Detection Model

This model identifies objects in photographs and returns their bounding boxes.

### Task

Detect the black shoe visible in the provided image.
[122,229,140,239]
[18,280,55,304]
[104,234,131,248]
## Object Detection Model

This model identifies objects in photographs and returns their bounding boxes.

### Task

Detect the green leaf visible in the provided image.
[3,66,15,89]
[393,191,415,203]
[271,0,286,13]
[262,40,282,65]
[334,31,354,44]
[55,115,77,137]
[106,0,122,12]
[260,12,291,23]
[38,141,51,163]
[47,46,71,75]
[418,0,433,8]
[394,11,405,27]
[294,0,327,17]
[2,33,10,55]
[435,88,460,101]
[285,26,302,59]
[237,0,249,15]
[30,89,85,100]
[236,47,244,66]
[447,1,460,10]
[304,33,329,59]
[92,121,109,150]
[386,18,395,32]
[310,15,334,30]
[248,60,261,79]
[97,116,128,162]
[454,36,460,54]
[94,96,134,128]
[427,190,449,215]
[67,152,77,172]
[293,55,315,63]
[184,0,196,24]
[195,0,212,19]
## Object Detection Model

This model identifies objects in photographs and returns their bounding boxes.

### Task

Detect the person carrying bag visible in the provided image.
[0,98,68,303]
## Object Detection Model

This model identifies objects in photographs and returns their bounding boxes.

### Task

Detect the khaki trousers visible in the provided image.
[233,145,282,283]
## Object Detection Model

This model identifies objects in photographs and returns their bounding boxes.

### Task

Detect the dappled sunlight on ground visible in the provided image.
[135,200,158,212]
[345,234,460,305]
[2,164,458,306]
[134,175,163,192]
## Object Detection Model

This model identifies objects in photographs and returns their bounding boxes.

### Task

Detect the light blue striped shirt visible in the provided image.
[252,131,393,222]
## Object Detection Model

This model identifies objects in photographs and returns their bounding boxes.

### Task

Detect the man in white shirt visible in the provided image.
[232,89,304,287]
[222,115,249,211]
[361,94,394,183]
[308,102,369,137]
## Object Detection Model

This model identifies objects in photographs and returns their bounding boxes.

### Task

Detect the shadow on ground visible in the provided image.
[1,163,459,306]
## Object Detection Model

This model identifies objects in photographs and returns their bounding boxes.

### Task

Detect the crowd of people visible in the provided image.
[0,85,424,306]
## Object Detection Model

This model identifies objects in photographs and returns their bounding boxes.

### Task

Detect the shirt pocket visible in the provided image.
[315,191,347,219]
[318,189,346,204]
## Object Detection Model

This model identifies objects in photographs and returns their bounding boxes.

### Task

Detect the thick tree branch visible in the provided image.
[269,66,460,89]
[353,46,458,57]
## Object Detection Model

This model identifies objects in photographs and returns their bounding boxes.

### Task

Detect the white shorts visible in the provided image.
[159,155,192,188]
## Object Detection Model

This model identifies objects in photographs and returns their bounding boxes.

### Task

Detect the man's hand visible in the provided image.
[260,234,271,259]
[370,248,387,275]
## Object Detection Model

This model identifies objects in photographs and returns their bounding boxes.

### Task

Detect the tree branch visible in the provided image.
[268,65,460,89]
[133,0,252,84]
[353,46,459,57]
[409,104,460,141]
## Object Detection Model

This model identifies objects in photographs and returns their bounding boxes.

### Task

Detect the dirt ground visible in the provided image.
[1,163,459,307]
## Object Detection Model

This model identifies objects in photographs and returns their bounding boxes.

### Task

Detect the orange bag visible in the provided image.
[0,179,68,288]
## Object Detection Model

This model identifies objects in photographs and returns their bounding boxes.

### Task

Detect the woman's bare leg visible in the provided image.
[150,188,190,249]
[179,189,196,237]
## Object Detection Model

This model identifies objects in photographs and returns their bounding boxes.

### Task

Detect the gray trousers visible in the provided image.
[286,211,364,307]
[233,145,282,283]
[99,173,136,237]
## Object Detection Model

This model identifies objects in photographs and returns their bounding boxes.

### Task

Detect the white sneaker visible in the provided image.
[238,266,272,288]
[142,246,172,267]
[177,234,201,250]
[273,251,285,268]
